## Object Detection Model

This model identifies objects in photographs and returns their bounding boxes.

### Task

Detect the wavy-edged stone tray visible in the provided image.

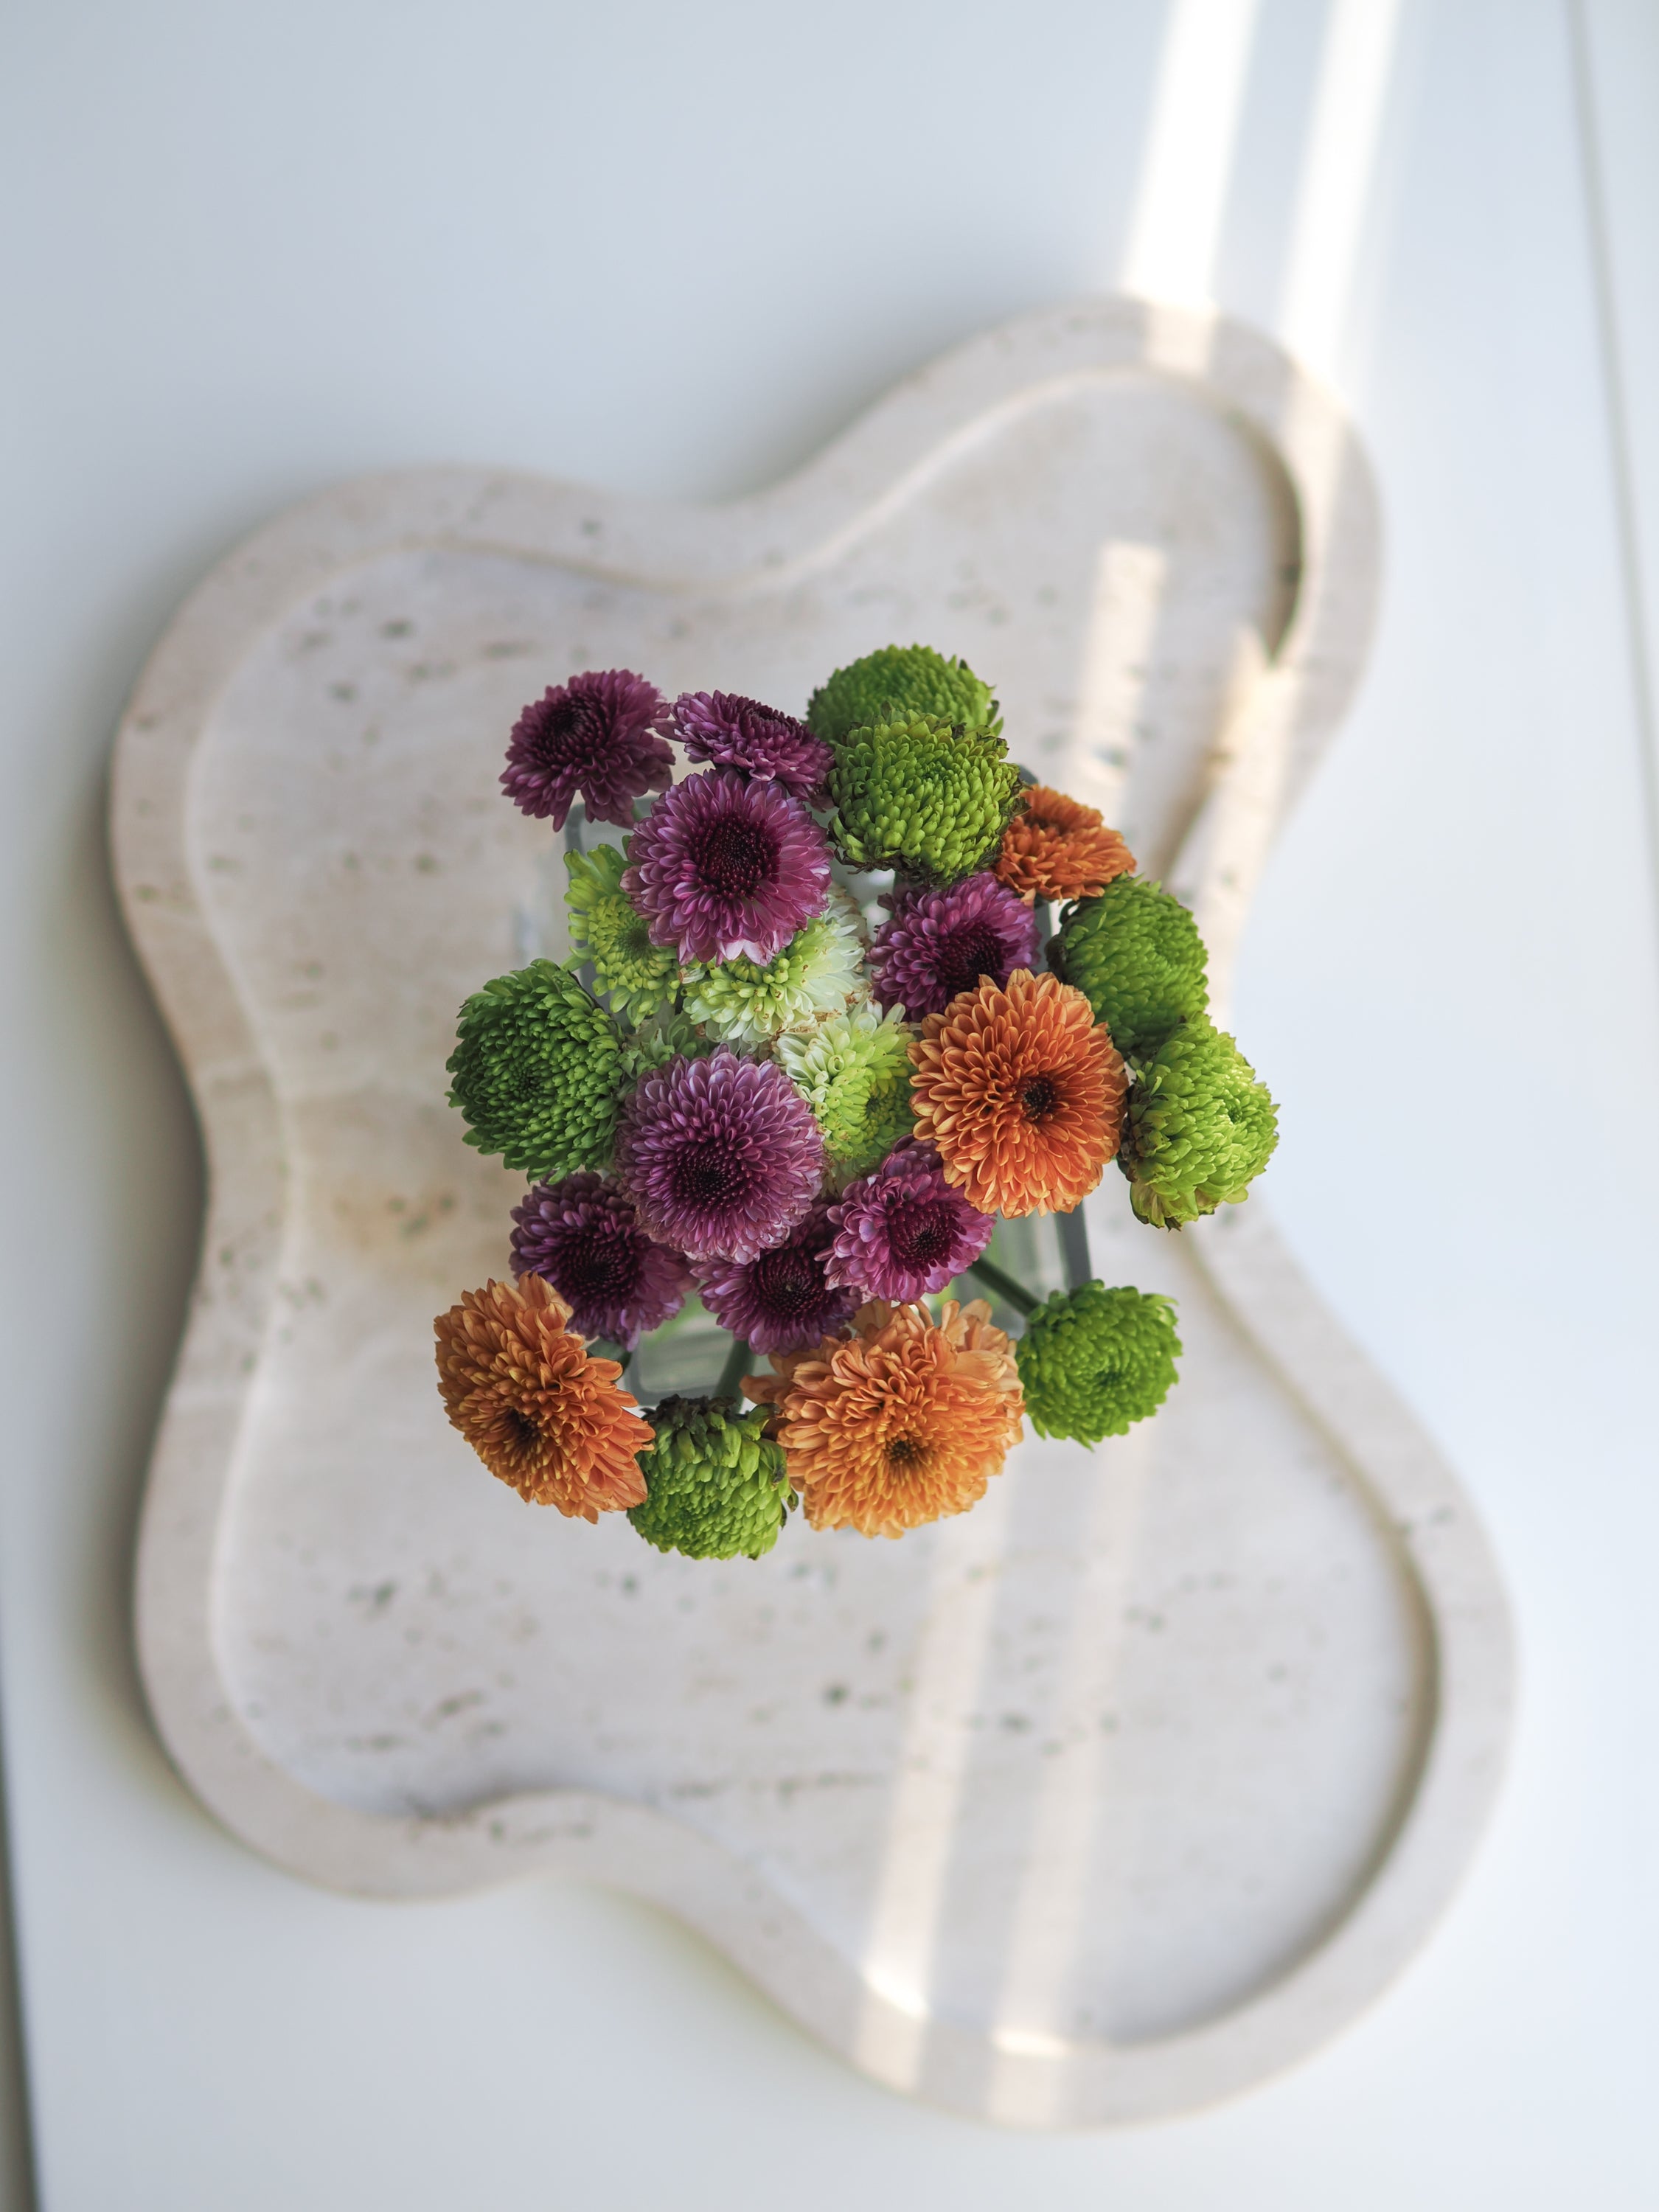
[113,296,1512,2127]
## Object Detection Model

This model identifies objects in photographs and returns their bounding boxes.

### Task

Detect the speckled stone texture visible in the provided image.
[113,297,1512,2128]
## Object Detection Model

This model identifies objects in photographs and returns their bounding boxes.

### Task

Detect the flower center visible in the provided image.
[933,920,1008,999]
[886,1433,926,1470]
[536,692,609,767]
[750,1242,824,1318]
[503,1407,543,1458]
[1020,1074,1060,1122]
[887,1196,956,1270]
[557,1226,643,1303]
[669,1138,756,1209]
[695,814,773,900]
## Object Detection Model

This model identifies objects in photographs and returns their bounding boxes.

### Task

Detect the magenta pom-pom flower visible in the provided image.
[670,691,835,803]
[613,1046,825,1263]
[508,1172,693,1349]
[501,668,674,831]
[622,768,832,964]
[696,1203,861,1354]
[869,871,1038,1022]
[825,1140,995,1303]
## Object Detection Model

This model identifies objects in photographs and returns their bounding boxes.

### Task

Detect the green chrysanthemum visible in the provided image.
[1119,1017,1279,1228]
[806,643,1001,746]
[627,1395,794,1560]
[565,843,678,1022]
[774,1000,916,1181]
[827,714,1021,883]
[619,1008,714,1082]
[1016,1281,1181,1445]
[682,897,864,1048]
[1048,876,1209,1062]
[447,960,626,1178]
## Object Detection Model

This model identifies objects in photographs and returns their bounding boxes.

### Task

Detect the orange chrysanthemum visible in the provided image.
[994,785,1135,906]
[435,1273,653,1517]
[908,967,1126,1217]
[748,1298,1023,1537]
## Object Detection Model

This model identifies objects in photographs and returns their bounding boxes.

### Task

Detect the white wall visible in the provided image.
[2,1,1657,2205]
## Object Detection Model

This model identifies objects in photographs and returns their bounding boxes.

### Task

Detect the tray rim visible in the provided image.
[110,293,1514,2126]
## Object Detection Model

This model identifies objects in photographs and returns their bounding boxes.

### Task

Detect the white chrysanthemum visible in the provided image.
[774,1000,916,1181]
[682,896,864,1048]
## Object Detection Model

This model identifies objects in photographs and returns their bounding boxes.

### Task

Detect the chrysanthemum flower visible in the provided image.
[564,844,678,1021]
[995,786,1136,906]
[747,1298,1023,1538]
[825,1141,994,1303]
[622,768,832,965]
[1048,874,1208,1062]
[1118,1016,1278,1228]
[671,691,834,802]
[869,870,1037,1021]
[501,669,674,831]
[806,644,1001,745]
[681,895,863,1048]
[619,1008,714,1082]
[628,1396,794,1560]
[447,961,625,1178]
[613,1046,824,1263]
[774,1001,916,1183]
[826,714,1022,885]
[698,1204,860,1354]
[509,1172,693,1349]
[909,968,1126,1217]
[434,1273,652,1517]
[1017,1282,1181,1444]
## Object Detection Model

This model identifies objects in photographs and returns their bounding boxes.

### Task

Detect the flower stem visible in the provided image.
[1057,1203,1093,1290]
[715,1334,752,1399]
[967,1256,1038,1318]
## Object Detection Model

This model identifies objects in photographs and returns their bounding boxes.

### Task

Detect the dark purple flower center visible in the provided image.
[532,691,609,769]
[887,1197,959,1270]
[749,1241,827,1318]
[693,814,774,900]
[887,1434,926,1469]
[555,1224,644,1303]
[933,921,1009,998]
[1020,1075,1060,1122]
[669,1139,757,1208]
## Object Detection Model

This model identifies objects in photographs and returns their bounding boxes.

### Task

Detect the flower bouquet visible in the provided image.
[434,645,1278,1559]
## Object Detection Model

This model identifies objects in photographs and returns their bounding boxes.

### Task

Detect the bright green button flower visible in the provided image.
[827,713,1021,883]
[565,842,678,1022]
[774,1000,917,1181]
[628,1395,794,1560]
[1016,1281,1182,1445]
[1119,1017,1278,1228]
[446,960,626,1178]
[1048,875,1209,1062]
[806,643,1001,746]
[682,897,863,1048]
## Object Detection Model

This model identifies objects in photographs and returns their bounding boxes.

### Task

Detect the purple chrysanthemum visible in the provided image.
[509,1172,693,1349]
[825,1140,995,1303]
[501,669,675,831]
[622,768,832,965]
[696,1203,861,1354]
[613,1047,825,1263]
[671,691,835,803]
[869,870,1038,1022]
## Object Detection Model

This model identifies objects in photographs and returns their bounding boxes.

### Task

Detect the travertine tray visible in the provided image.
[114,297,1513,2126]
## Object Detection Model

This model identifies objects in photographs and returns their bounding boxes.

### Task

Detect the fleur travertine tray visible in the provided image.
[114,296,1512,2127]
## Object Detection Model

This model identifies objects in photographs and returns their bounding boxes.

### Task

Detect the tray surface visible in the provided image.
[115,297,1512,2126]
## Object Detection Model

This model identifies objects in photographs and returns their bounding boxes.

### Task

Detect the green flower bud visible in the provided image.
[565,843,678,1023]
[1119,1017,1278,1228]
[1016,1281,1181,1445]
[807,643,1001,746]
[628,1395,794,1560]
[1048,876,1208,1062]
[827,714,1021,883]
[446,960,625,1178]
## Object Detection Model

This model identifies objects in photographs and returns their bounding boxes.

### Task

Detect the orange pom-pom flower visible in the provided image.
[994,785,1135,906]
[908,968,1126,1217]
[748,1298,1023,1538]
[435,1273,653,1517]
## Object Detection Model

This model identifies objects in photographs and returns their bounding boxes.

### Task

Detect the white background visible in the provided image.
[3,1,1658,2205]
